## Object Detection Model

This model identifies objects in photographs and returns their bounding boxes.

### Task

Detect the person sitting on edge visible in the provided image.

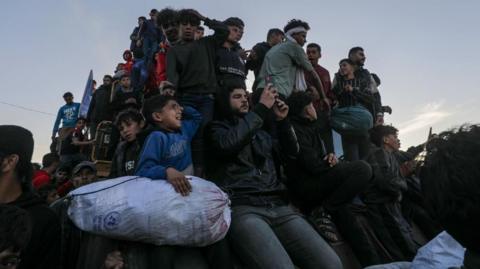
[205,79,342,269]
[52,92,81,153]
[285,91,371,221]
[136,94,234,269]
[365,125,419,260]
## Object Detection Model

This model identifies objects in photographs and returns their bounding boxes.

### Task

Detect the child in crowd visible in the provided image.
[110,109,145,178]
[32,152,60,189]
[135,95,233,269]
[136,95,202,195]
[37,184,59,205]
[59,117,94,168]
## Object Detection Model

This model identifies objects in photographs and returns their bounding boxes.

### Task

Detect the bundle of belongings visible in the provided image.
[67,176,231,247]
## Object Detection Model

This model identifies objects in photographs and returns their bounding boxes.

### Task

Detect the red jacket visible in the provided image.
[155,42,171,85]
[33,170,51,189]
[305,63,335,111]
[124,60,134,74]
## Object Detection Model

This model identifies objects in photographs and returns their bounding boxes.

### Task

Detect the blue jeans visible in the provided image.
[364,262,411,269]
[131,60,148,91]
[142,37,158,68]
[180,93,215,168]
[229,205,343,269]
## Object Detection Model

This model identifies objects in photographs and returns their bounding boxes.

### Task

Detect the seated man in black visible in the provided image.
[206,79,342,269]
[285,91,372,214]
[365,125,420,261]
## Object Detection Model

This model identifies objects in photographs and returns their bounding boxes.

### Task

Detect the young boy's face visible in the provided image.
[72,168,96,188]
[55,170,69,182]
[153,100,183,131]
[227,25,243,43]
[119,119,144,142]
[76,120,86,130]
[46,190,59,205]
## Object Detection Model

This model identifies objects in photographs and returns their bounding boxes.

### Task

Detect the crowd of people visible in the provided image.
[1,7,479,269]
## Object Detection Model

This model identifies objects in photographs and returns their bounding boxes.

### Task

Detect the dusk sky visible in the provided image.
[1,0,479,162]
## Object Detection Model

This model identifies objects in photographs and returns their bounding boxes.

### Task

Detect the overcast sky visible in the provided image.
[1,0,479,162]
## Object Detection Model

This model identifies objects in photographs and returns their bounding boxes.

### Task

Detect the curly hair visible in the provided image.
[157,7,178,27]
[421,124,480,252]
[177,9,200,26]
[284,19,310,33]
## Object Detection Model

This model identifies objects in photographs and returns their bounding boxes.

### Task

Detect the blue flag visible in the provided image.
[79,70,94,118]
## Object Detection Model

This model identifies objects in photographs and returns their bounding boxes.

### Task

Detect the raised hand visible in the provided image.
[273,99,289,121]
[259,84,278,109]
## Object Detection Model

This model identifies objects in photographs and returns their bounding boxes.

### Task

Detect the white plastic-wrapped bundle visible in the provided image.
[67,176,231,247]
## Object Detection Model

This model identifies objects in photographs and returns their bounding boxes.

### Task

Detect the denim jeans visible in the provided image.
[131,60,148,91]
[364,262,411,269]
[229,205,343,269]
[142,37,158,68]
[179,93,215,169]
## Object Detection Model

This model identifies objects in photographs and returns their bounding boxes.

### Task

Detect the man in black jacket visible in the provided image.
[0,205,32,269]
[166,9,229,176]
[206,80,342,269]
[365,125,419,260]
[87,74,114,137]
[245,28,284,81]
[285,91,372,212]
[0,125,61,269]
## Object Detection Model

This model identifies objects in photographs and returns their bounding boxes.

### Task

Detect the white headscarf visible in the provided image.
[285,27,308,92]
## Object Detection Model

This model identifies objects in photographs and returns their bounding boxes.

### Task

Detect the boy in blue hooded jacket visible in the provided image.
[135,94,202,196]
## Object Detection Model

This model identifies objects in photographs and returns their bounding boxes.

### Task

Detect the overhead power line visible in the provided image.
[0,101,56,117]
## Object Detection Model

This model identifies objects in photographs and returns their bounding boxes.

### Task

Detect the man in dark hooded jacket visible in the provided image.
[206,79,342,269]
[87,74,114,136]
[0,125,61,269]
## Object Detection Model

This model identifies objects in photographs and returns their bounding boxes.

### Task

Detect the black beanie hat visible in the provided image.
[0,125,34,164]
[286,91,313,117]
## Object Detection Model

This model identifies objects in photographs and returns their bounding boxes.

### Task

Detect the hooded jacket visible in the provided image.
[285,116,330,183]
[87,83,114,124]
[8,192,61,269]
[109,139,142,178]
[206,102,299,206]
[216,44,246,83]
[135,106,202,179]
